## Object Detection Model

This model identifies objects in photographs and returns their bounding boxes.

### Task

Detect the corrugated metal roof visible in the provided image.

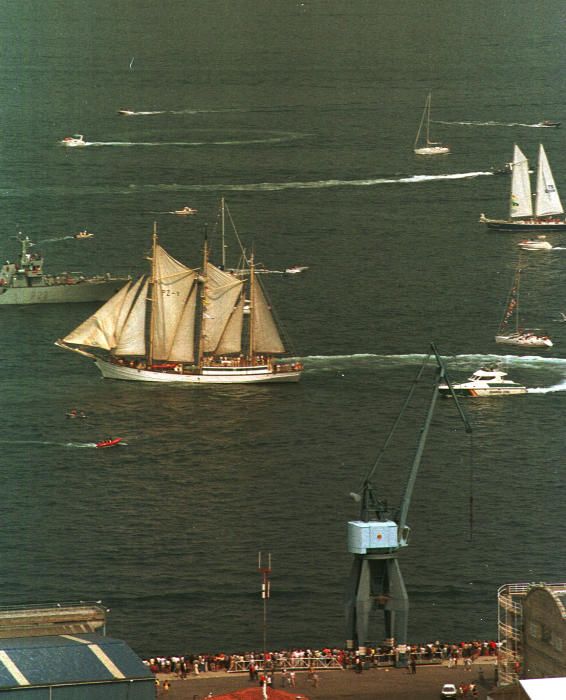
[0,634,152,688]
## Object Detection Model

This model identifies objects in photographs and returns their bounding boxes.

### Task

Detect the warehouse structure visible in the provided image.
[0,603,154,700]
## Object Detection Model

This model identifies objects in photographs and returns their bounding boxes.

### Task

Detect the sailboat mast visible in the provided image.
[248,253,255,362]
[147,222,158,367]
[221,196,227,269]
[425,93,431,145]
[515,263,521,333]
[197,234,209,369]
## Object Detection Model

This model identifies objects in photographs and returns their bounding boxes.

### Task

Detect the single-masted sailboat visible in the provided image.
[413,92,450,155]
[495,263,553,348]
[56,224,303,383]
[480,144,566,231]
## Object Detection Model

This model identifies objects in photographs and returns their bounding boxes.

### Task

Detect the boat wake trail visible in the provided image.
[80,132,306,148]
[120,108,248,116]
[303,352,566,371]
[130,171,492,195]
[527,379,566,394]
[434,120,557,129]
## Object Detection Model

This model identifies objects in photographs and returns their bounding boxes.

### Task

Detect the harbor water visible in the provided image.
[1,1,565,656]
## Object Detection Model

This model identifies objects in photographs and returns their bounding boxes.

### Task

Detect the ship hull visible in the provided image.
[439,385,527,397]
[480,217,566,231]
[495,334,553,348]
[95,359,302,384]
[0,279,128,305]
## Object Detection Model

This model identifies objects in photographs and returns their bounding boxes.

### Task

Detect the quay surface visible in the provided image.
[156,658,498,700]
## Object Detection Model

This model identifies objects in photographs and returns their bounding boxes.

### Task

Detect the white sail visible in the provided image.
[509,145,533,218]
[63,279,136,350]
[114,277,149,356]
[167,284,198,362]
[151,245,198,361]
[535,144,563,217]
[202,262,244,353]
[216,296,244,355]
[252,279,285,354]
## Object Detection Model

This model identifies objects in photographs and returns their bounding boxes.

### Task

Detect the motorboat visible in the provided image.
[66,409,87,419]
[285,265,309,274]
[517,235,553,251]
[74,231,94,240]
[173,206,198,216]
[490,162,512,176]
[438,368,527,397]
[96,438,123,448]
[537,120,561,128]
[60,134,86,147]
[118,109,135,116]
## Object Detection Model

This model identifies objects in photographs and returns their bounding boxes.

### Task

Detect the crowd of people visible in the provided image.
[144,639,499,676]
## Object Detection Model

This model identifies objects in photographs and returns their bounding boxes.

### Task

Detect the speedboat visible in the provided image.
[173,206,198,216]
[118,109,135,116]
[66,409,86,419]
[285,265,309,274]
[518,235,553,251]
[438,367,527,397]
[60,134,86,147]
[74,231,94,239]
[538,120,561,128]
[96,437,123,448]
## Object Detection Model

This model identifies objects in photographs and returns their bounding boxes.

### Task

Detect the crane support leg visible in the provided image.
[345,554,409,650]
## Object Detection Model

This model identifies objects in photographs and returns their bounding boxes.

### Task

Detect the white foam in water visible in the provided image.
[527,380,566,394]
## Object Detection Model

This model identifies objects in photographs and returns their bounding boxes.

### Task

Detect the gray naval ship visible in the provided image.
[0,235,129,305]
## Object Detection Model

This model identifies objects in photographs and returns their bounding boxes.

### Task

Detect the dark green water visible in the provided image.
[1,1,566,656]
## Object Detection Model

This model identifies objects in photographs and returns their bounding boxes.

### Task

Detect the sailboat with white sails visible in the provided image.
[413,92,450,155]
[480,144,566,231]
[55,224,303,383]
[495,262,553,348]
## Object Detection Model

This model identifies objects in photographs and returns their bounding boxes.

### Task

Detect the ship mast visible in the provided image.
[147,222,158,367]
[248,252,255,362]
[221,196,227,269]
[197,232,209,370]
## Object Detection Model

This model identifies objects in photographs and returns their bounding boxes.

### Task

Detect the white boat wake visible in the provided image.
[434,120,559,129]
[129,171,492,194]
[72,132,306,148]
[527,380,566,394]
[120,108,249,116]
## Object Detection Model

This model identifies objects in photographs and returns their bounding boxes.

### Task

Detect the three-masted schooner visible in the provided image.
[55,225,303,383]
[480,144,566,231]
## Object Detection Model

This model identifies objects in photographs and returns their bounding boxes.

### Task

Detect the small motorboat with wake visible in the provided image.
[118,109,135,116]
[517,235,553,251]
[66,409,87,419]
[74,230,94,240]
[60,134,86,147]
[536,120,561,128]
[95,438,123,448]
[285,265,309,274]
[173,206,198,216]
[438,368,527,397]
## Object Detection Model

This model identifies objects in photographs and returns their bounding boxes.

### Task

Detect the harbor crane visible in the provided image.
[345,345,471,654]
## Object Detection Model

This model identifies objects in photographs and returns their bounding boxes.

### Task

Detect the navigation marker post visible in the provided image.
[258,552,272,656]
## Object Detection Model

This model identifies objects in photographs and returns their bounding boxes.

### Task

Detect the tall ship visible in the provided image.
[480,144,566,231]
[56,225,303,384]
[0,235,129,305]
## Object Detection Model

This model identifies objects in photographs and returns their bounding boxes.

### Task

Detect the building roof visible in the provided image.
[0,634,153,688]
[520,677,566,700]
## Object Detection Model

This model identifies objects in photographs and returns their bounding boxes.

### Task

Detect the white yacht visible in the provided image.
[438,368,527,397]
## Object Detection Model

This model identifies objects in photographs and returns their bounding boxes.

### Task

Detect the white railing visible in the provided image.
[227,657,344,673]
